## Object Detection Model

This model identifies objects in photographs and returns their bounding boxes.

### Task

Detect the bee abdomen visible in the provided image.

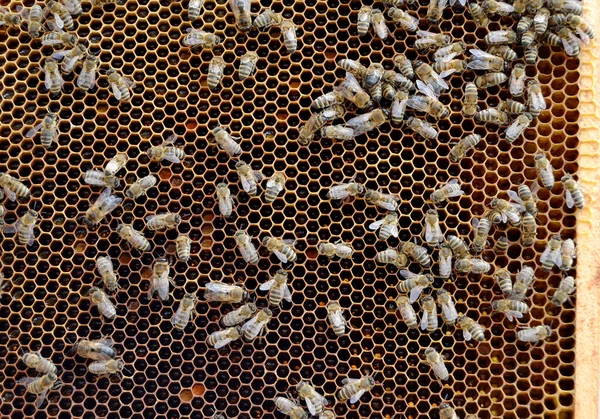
[265,187,280,203]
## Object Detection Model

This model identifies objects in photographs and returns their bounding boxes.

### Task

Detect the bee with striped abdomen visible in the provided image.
[203,281,249,303]
[296,381,329,416]
[235,160,264,196]
[274,397,309,419]
[527,79,547,116]
[77,53,100,91]
[462,82,478,117]
[471,216,491,253]
[42,57,64,95]
[26,113,60,149]
[182,29,222,49]
[534,152,555,189]
[337,375,375,404]
[482,0,514,16]
[229,0,251,31]
[370,9,388,40]
[424,347,448,381]
[83,169,119,189]
[346,108,387,136]
[207,56,226,91]
[521,212,537,246]
[146,213,181,231]
[488,45,518,61]
[510,266,535,301]
[234,230,259,264]
[238,51,258,80]
[364,189,399,211]
[357,6,372,37]
[265,171,286,203]
[423,209,443,247]
[396,296,418,328]
[105,153,128,176]
[260,269,292,307]
[22,4,43,37]
[505,113,533,144]
[89,286,116,320]
[5,210,38,247]
[438,244,453,278]
[493,268,512,296]
[400,241,432,268]
[210,126,242,156]
[517,325,552,344]
[426,0,447,23]
[176,234,192,262]
[74,338,117,361]
[457,316,485,342]
[220,303,257,327]
[434,42,466,63]
[318,241,353,259]
[398,270,434,302]
[253,9,283,29]
[216,182,235,218]
[454,258,491,274]
[368,212,399,241]
[407,95,450,119]
[147,135,188,164]
[490,197,522,225]
[468,49,505,72]
[430,179,464,205]
[420,295,438,332]
[262,236,298,263]
[387,7,418,32]
[88,359,125,378]
[376,248,408,268]
[446,234,469,259]
[96,256,119,292]
[492,299,529,322]
[241,308,272,341]
[0,174,29,202]
[41,23,80,47]
[560,238,576,271]
[432,59,467,74]
[468,2,488,27]
[125,175,157,200]
[311,91,344,110]
[107,68,135,102]
[566,14,595,41]
[148,257,173,301]
[551,275,575,307]
[484,29,517,45]
[436,289,458,325]
[46,0,74,30]
[187,0,203,20]
[281,19,298,53]
[171,293,197,330]
[321,125,355,141]
[18,373,61,408]
[52,43,87,74]
[450,133,481,162]
[406,117,438,139]
[327,300,347,337]
[393,53,414,79]
[326,180,364,201]
[22,351,57,375]
[115,224,151,252]
[475,72,508,89]
[475,108,510,126]
[562,174,585,209]
[207,326,242,349]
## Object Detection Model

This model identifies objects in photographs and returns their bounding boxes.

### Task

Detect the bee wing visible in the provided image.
[53,13,65,29]
[346,113,370,129]
[470,217,479,229]
[273,249,288,263]
[84,170,107,186]
[390,225,399,238]
[259,279,275,291]
[44,69,53,90]
[575,27,590,45]
[282,239,296,246]
[439,255,452,277]
[446,189,465,198]
[416,30,437,38]
[500,212,508,223]
[35,388,50,409]
[26,224,36,246]
[437,69,456,81]
[552,249,563,266]
[253,170,264,182]
[160,149,180,164]
[368,219,385,231]
[400,270,416,280]
[18,377,38,385]
[349,389,366,404]
[3,187,16,202]
[330,311,345,328]
[344,72,363,90]
[122,77,135,88]
[111,83,122,101]
[565,189,574,209]
[96,338,115,346]
[406,95,428,112]
[283,285,292,302]
[305,398,317,416]
[416,80,438,100]
[530,91,546,110]
[505,311,523,322]
[240,176,253,192]
[507,190,523,205]
[373,18,389,40]
[25,123,43,138]
[240,316,257,333]
[420,308,429,330]
[442,302,458,322]
[462,328,472,341]
[540,245,553,264]
[409,286,425,303]
[505,210,521,223]
[213,337,234,349]
[4,220,21,235]
[425,221,434,242]
[52,49,71,60]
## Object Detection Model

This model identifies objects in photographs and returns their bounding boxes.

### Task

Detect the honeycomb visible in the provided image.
[0,0,581,417]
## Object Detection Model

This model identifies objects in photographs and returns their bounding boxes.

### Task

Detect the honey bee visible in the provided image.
[281,20,298,53]
[369,212,400,241]
[83,169,119,189]
[203,281,249,303]
[337,73,371,109]
[485,29,517,45]
[232,230,258,264]
[326,180,364,201]
[62,0,83,16]
[449,133,481,162]
[105,153,128,175]
[147,134,187,163]
[517,325,552,344]
[26,113,60,149]
[534,152,555,189]
[566,14,595,41]
[337,58,367,78]
[454,258,491,274]
[475,72,508,89]
[521,28,537,48]
[370,9,388,39]
[88,359,125,378]
[241,308,272,341]
[524,43,539,64]
[560,238,576,271]
[326,300,348,337]
[107,68,135,102]
[438,244,453,278]
[74,338,117,361]
[221,303,257,327]
[542,235,562,272]
[492,299,529,322]
[414,61,451,99]
[75,53,100,91]
[457,316,485,342]
[542,30,562,46]
[430,179,464,205]
[521,212,537,246]
[321,125,355,141]
[148,257,172,301]
[396,295,418,328]
[383,70,415,92]
[42,57,65,95]
[337,375,375,404]
[422,209,443,248]
[434,42,466,63]
[528,79,547,116]
[393,53,414,79]
[490,197,522,224]
[262,236,298,263]
[0,173,30,202]
[514,0,544,14]
[482,0,514,15]
[511,253,532,282]
[210,126,242,156]
[462,82,478,117]
[467,48,505,72]
[275,397,309,419]
[235,160,264,196]
[146,213,181,231]
[364,189,399,211]
[312,91,345,110]
[436,289,457,325]
[182,29,222,49]
[426,0,448,23]
[171,293,197,330]
[89,286,116,320]
[400,241,432,268]
[445,234,469,258]
[229,0,251,31]
[420,295,438,332]
[207,326,242,349]
[415,30,451,51]
[387,7,418,32]
[531,7,550,35]
[498,99,528,115]
[83,188,122,227]
[317,241,353,259]
[253,9,283,29]
[407,95,450,119]
[260,269,292,307]
[508,184,538,217]
[398,270,434,302]
[376,248,408,268]
[390,91,409,125]
[424,347,448,381]
[547,0,583,15]
[22,351,57,375]
[505,113,533,144]
[207,56,226,91]
[125,175,157,200]
[475,108,510,125]
[551,275,575,307]
[115,224,151,252]
[96,256,118,292]
[493,268,512,296]
[299,106,345,144]
[214,182,234,218]
[487,45,518,61]
[468,2,489,27]
[357,6,372,37]
[22,5,44,37]
[187,0,203,20]
[562,174,584,209]
[46,0,74,30]
[346,108,387,136]
[406,117,438,139]
[52,43,86,74]
[18,373,61,408]
[432,59,468,74]
[41,24,80,47]
[470,216,491,253]
[297,381,329,416]
[238,51,259,80]
[265,171,286,203]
